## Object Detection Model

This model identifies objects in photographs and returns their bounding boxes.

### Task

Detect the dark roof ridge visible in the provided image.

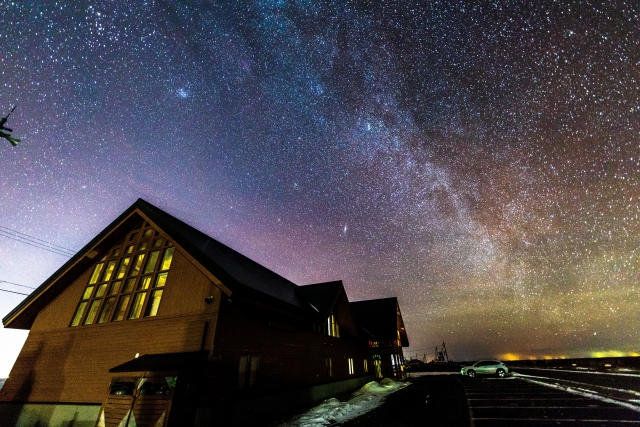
[3,198,310,328]
[296,280,345,318]
[128,199,309,310]
[139,199,298,280]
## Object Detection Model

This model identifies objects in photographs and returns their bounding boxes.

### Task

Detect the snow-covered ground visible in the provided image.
[513,372,640,412]
[276,379,410,427]
[407,371,460,377]
[527,367,640,377]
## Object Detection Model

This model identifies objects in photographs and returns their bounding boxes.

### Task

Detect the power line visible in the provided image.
[0,230,73,257]
[0,226,75,257]
[0,288,29,296]
[0,227,75,256]
[0,226,75,253]
[0,280,36,289]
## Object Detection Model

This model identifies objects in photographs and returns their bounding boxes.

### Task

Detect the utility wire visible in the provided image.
[0,288,29,296]
[0,280,36,289]
[0,226,75,253]
[0,226,75,257]
[0,226,76,256]
[0,230,73,257]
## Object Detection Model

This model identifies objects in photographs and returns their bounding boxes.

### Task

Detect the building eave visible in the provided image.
[2,202,146,329]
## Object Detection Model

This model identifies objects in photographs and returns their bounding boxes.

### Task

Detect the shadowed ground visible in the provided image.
[340,375,470,427]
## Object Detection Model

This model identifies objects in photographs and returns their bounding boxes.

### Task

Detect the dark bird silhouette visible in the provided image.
[1,106,20,146]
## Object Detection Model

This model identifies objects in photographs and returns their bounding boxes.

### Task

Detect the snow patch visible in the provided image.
[514,373,640,412]
[526,367,640,378]
[277,379,409,426]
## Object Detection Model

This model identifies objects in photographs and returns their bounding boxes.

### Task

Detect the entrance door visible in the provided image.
[97,376,175,427]
[372,355,383,379]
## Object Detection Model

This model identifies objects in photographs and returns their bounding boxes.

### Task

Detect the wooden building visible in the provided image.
[0,199,409,427]
[350,298,409,380]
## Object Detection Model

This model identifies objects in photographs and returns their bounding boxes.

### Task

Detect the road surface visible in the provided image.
[341,370,640,427]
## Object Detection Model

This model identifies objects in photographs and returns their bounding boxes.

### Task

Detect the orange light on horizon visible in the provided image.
[499,351,639,361]
[499,353,568,361]
[591,351,640,358]
[498,353,521,361]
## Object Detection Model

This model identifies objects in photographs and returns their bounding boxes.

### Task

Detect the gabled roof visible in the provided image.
[139,199,309,311]
[296,281,344,318]
[297,280,360,337]
[350,297,409,347]
[3,198,310,329]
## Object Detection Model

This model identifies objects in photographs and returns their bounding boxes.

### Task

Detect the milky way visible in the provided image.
[1,1,639,374]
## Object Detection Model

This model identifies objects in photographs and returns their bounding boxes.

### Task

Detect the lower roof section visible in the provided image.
[109,351,207,373]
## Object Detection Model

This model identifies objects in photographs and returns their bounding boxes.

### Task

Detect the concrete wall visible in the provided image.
[0,403,101,427]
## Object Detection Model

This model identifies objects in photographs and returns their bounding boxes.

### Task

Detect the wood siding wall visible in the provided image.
[0,247,223,404]
[212,299,371,398]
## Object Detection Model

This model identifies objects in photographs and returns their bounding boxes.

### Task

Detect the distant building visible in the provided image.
[0,199,409,426]
[350,298,409,380]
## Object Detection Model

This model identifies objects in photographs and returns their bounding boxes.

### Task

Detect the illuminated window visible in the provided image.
[364,359,368,373]
[97,297,116,323]
[88,263,104,284]
[70,301,88,327]
[326,357,333,377]
[238,354,260,389]
[70,222,174,327]
[128,292,147,319]
[348,358,354,375]
[373,355,383,379]
[327,314,340,338]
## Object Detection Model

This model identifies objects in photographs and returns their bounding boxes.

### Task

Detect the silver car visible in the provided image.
[460,360,509,378]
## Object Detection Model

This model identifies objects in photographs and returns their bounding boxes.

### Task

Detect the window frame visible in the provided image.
[238,354,260,389]
[69,222,175,327]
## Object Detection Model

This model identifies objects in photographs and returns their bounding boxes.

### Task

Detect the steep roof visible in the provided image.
[3,198,310,329]
[297,280,360,337]
[349,297,409,346]
[296,281,344,318]
[139,199,309,311]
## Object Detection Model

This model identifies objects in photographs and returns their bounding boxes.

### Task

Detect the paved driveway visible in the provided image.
[460,376,640,426]
[322,373,640,427]
[340,374,470,427]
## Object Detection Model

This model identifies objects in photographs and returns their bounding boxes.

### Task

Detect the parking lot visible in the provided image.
[461,375,640,426]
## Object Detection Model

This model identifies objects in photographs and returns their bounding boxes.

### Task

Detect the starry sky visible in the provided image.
[1,1,639,376]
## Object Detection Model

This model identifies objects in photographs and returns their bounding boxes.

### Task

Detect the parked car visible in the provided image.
[460,360,509,378]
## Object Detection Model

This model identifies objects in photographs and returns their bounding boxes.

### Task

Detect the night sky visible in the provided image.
[1,1,639,376]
